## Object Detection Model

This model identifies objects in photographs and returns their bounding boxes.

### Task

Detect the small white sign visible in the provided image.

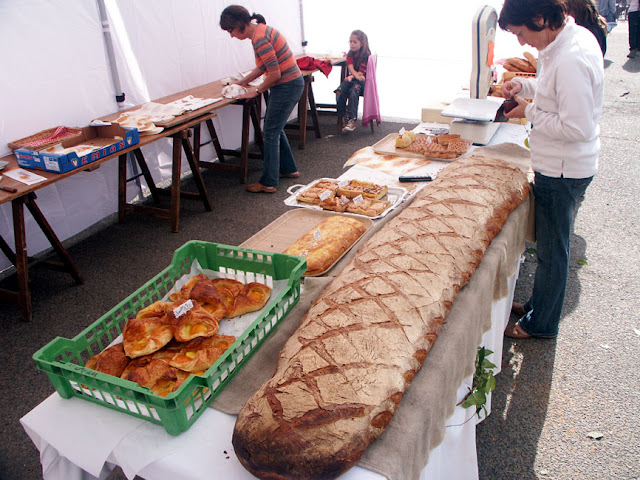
[353,194,364,204]
[319,189,332,201]
[173,299,194,318]
[313,228,322,241]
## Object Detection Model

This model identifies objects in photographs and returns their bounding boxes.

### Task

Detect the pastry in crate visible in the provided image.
[120,357,190,397]
[85,343,130,377]
[151,335,236,372]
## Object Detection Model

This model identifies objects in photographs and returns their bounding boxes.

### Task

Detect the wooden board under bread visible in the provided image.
[372,133,469,163]
[240,209,373,276]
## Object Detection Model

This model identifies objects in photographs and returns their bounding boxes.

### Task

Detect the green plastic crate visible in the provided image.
[33,241,306,435]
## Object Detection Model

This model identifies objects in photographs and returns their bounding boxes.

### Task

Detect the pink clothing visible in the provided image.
[362,55,381,128]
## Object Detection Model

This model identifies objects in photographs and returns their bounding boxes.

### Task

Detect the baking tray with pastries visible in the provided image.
[33,240,306,434]
[373,130,472,161]
[284,177,407,219]
[83,274,274,397]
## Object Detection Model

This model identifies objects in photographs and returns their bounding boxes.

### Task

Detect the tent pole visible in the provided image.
[97,0,125,106]
[299,0,307,52]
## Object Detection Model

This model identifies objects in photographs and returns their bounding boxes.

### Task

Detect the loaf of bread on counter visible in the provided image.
[233,156,530,479]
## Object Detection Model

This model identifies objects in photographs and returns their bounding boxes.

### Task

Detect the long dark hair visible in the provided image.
[563,0,607,32]
[348,30,371,71]
[499,0,566,32]
[220,5,266,33]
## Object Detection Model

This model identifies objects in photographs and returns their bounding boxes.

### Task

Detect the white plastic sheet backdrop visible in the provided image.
[0,0,528,271]
[0,0,302,271]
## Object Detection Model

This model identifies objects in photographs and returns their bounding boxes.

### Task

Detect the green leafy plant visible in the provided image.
[460,346,497,418]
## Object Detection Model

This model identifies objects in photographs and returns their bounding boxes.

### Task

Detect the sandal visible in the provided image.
[504,322,532,339]
[246,182,277,193]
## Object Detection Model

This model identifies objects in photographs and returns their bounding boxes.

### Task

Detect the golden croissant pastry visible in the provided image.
[122,315,173,359]
[85,343,130,377]
[226,282,272,318]
[152,335,236,372]
[136,300,173,319]
[168,299,220,342]
[121,357,189,397]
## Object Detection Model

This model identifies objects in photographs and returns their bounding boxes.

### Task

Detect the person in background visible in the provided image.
[335,30,371,132]
[597,0,618,31]
[499,0,604,339]
[220,5,304,193]
[628,0,640,57]
[565,0,608,55]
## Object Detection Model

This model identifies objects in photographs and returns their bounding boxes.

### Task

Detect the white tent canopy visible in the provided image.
[0,0,524,271]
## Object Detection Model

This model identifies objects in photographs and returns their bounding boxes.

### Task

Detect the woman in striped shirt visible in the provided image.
[221,5,304,193]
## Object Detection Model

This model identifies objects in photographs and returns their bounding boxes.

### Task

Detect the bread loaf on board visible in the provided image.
[233,156,530,480]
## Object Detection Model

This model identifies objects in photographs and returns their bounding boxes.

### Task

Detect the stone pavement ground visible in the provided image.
[476,20,640,480]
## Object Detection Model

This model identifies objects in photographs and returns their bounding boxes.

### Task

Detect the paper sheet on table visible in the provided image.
[166,95,222,112]
[344,146,433,176]
[3,168,47,185]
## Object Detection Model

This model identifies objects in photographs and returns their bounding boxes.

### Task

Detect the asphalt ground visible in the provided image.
[1,20,638,480]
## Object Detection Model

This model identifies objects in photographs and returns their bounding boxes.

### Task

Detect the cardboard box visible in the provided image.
[13,125,139,173]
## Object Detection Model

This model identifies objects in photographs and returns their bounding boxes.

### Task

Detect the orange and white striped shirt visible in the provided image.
[252,23,301,85]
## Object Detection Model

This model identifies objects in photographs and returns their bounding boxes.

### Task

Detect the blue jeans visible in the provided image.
[335,79,365,119]
[629,10,640,50]
[260,76,305,187]
[519,173,593,337]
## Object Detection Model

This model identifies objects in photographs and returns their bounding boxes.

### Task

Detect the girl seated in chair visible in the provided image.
[335,30,371,132]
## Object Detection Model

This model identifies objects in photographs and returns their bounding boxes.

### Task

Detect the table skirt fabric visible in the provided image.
[20,195,530,480]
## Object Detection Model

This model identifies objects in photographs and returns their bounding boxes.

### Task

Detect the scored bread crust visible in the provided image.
[232,156,530,480]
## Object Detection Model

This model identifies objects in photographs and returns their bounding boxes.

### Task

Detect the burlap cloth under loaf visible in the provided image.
[212,190,531,480]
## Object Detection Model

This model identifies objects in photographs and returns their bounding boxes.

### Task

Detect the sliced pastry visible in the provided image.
[346,197,392,217]
[336,180,388,200]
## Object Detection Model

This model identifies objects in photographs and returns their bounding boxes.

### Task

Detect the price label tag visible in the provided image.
[353,194,364,204]
[173,299,194,318]
[338,179,349,188]
[319,189,332,201]
[313,228,322,241]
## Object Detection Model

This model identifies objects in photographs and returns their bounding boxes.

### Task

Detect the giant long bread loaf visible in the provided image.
[233,156,530,479]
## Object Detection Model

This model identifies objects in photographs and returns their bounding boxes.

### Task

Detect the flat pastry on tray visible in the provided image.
[296,180,340,204]
[346,197,392,217]
[284,216,367,275]
[336,180,388,199]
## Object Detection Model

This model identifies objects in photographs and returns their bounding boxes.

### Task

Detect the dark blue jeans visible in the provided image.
[629,10,640,50]
[335,79,365,119]
[260,76,305,187]
[519,172,593,337]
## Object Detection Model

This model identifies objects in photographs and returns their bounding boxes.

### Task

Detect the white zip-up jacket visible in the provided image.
[516,17,604,178]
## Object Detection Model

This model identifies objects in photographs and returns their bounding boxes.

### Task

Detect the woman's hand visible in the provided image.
[236,89,259,99]
[345,74,354,82]
[505,95,528,119]
[501,80,522,99]
[354,73,365,82]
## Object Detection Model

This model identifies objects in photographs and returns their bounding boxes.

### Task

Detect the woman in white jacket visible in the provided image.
[499,0,604,339]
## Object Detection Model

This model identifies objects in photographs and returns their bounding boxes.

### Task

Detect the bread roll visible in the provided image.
[232,156,530,479]
[523,51,538,71]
